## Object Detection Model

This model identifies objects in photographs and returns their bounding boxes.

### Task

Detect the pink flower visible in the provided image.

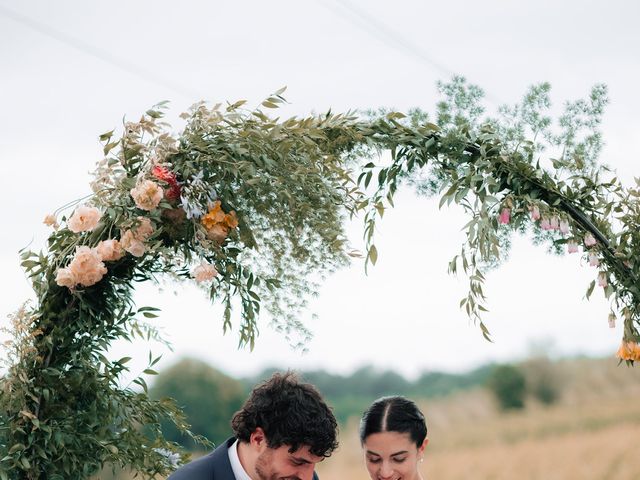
[68,205,101,233]
[130,180,164,211]
[498,208,511,225]
[584,233,597,247]
[530,205,541,221]
[192,262,218,283]
[588,254,599,267]
[55,267,76,289]
[567,241,579,253]
[67,246,107,287]
[549,216,559,231]
[597,272,607,288]
[559,220,570,234]
[96,239,124,262]
[540,217,551,230]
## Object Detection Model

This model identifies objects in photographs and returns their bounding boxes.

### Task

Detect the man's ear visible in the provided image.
[249,427,267,450]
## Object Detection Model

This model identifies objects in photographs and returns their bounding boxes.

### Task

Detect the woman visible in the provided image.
[360,396,428,480]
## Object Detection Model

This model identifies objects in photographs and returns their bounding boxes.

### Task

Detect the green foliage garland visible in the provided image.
[2,80,639,479]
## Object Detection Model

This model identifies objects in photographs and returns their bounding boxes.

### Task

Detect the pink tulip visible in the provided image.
[530,205,541,221]
[597,272,607,288]
[559,220,570,234]
[588,254,599,267]
[584,233,597,247]
[540,218,551,230]
[549,216,559,230]
[567,241,579,253]
[498,208,511,225]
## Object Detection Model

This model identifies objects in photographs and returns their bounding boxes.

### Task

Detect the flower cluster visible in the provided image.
[616,341,640,362]
[499,202,607,290]
[55,245,108,288]
[55,216,153,289]
[201,200,238,244]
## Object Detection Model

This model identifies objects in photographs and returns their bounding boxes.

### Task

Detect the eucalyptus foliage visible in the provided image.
[2,80,640,479]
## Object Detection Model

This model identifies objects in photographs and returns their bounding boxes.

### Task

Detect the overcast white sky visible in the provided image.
[2,0,639,380]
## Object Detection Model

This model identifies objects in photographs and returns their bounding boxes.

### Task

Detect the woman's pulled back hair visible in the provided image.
[231,371,338,457]
[359,396,427,447]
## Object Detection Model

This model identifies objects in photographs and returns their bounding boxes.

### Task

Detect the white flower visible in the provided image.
[153,448,181,469]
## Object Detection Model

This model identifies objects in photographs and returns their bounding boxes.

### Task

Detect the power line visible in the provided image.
[317,0,503,106]
[0,4,203,100]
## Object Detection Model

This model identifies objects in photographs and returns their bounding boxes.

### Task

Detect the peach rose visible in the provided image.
[68,205,102,233]
[68,246,107,287]
[43,214,59,229]
[96,239,124,262]
[120,230,146,257]
[55,267,77,289]
[191,263,218,283]
[130,180,164,211]
[134,217,154,240]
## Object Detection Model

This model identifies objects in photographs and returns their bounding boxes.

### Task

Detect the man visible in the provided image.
[168,371,338,480]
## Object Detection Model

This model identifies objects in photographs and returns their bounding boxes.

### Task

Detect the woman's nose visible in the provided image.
[379,461,395,479]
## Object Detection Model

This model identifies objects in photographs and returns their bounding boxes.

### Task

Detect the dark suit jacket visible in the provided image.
[167,438,320,480]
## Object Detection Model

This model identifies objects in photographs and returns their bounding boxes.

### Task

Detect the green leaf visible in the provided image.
[368,245,378,265]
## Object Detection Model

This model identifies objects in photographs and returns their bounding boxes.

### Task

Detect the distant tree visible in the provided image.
[487,364,526,410]
[150,358,246,449]
[522,357,562,405]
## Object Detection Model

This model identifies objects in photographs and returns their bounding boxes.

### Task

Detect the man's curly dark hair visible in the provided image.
[231,371,338,457]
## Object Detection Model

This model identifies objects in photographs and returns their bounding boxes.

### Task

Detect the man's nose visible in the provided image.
[298,463,315,480]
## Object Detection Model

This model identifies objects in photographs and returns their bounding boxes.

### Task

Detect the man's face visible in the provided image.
[254,444,324,480]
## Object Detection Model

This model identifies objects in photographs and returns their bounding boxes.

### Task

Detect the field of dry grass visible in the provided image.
[317,358,640,480]
[106,357,640,480]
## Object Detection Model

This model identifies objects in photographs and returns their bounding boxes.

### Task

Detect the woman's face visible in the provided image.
[363,431,427,480]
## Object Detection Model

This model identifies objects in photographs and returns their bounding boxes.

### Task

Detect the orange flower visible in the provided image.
[201,201,226,229]
[616,341,640,362]
[225,211,238,229]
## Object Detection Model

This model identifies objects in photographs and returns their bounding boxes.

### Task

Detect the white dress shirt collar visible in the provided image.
[228,439,253,480]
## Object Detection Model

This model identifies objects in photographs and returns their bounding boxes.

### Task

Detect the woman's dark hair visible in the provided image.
[359,396,427,448]
[231,371,338,457]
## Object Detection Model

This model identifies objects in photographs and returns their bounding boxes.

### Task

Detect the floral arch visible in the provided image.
[2,79,640,479]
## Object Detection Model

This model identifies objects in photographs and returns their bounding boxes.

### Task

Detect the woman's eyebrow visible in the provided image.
[390,450,409,457]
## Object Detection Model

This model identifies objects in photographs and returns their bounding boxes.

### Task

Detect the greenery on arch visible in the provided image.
[2,78,640,479]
